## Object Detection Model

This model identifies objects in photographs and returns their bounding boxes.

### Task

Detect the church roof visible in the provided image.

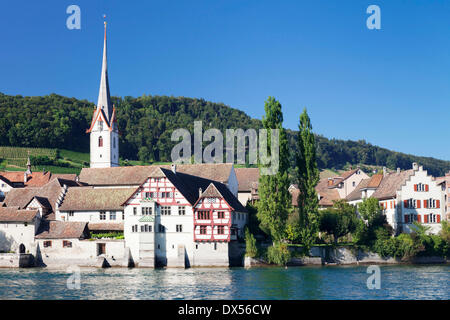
[79,163,234,186]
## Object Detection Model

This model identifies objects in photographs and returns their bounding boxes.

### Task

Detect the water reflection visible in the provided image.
[0,265,448,300]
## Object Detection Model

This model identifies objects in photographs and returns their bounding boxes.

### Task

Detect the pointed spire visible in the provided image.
[26,151,32,175]
[97,17,113,125]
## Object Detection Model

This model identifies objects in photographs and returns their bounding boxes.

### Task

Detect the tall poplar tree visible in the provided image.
[295,108,320,244]
[256,97,291,242]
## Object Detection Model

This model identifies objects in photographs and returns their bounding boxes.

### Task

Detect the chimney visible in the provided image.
[171,164,176,174]
[24,172,28,184]
[328,178,333,186]
[419,165,423,172]
[75,175,80,183]
[397,168,400,174]
[199,188,202,197]
[412,163,418,171]
[383,166,387,177]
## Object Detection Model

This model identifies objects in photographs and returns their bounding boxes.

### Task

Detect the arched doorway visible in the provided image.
[19,244,25,254]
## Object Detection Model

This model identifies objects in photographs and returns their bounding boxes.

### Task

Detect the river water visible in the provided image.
[0,264,448,300]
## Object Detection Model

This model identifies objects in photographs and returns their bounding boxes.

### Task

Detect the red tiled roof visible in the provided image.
[372,170,415,200]
[78,163,233,186]
[0,207,38,222]
[0,171,52,187]
[59,187,136,211]
[35,221,89,239]
[88,222,124,231]
[235,168,259,192]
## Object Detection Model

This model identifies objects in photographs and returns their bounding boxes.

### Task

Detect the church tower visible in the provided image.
[87,20,119,168]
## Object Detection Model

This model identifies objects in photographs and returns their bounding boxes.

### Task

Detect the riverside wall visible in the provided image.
[244,245,449,267]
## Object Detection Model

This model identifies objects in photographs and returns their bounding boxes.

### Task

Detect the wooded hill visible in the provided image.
[0,92,449,177]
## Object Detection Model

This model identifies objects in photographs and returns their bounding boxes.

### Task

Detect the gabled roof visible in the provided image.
[3,178,65,214]
[0,175,13,187]
[35,221,89,239]
[0,207,38,222]
[156,168,246,213]
[235,168,259,192]
[26,196,52,210]
[345,178,370,202]
[0,171,79,188]
[315,178,341,206]
[59,187,136,211]
[372,170,415,200]
[79,163,233,186]
[0,171,52,187]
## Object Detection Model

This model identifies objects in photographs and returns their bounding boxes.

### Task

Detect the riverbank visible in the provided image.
[244,245,449,267]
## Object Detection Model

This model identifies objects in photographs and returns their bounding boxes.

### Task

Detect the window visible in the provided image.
[158,224,165,233]
[132,225,138,232]
[43,241,52,248]
[144,192,155,199]
[110,211,116,220]
[178,206,186,215]
[100,211,106,220]
[207,198,216,204]
[217,212,225,219]
[141,207,152,215]
[63,240,72,248]
[133,207,137,215]
[176,224,183,232]
[217,225,225,235]
[113,137,116,148]
[68,211,74,217]
[98,136,103,147]
[122,211,124,220]
[352,181,356,187]
[161,206,171,215]
[197,211,210,220]
[200,226,207,235]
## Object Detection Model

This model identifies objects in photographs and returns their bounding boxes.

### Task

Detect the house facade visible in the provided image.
[122,166,247,267]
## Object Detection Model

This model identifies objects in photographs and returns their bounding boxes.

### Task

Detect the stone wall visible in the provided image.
[0,253,33,268]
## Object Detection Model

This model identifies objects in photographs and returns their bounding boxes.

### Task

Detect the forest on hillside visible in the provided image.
[0,92,449,176]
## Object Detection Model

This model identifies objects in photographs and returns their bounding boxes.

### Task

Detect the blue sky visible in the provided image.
[1,1,449,160]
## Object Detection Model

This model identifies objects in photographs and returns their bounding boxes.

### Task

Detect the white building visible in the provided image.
[123,165,247,267]
[87,21,119,168]
[0,207,40,254]
[348,163,445,235]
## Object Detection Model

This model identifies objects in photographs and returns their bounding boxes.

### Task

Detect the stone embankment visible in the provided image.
[244,245,449,267]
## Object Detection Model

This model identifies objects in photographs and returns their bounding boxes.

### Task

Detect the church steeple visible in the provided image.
[87,18,119,168]
[97,20,113,124]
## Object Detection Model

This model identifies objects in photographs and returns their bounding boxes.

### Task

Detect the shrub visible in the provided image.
[267,242,291,266]
[245,228,258,258]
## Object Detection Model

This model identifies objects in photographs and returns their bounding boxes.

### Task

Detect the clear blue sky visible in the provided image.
[1,1,449,160]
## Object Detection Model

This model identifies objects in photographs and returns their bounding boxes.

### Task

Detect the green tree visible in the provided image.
[244,227,258,258]
[295,108,320,245]
[319,200,358,244]
[256,97,291,242]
